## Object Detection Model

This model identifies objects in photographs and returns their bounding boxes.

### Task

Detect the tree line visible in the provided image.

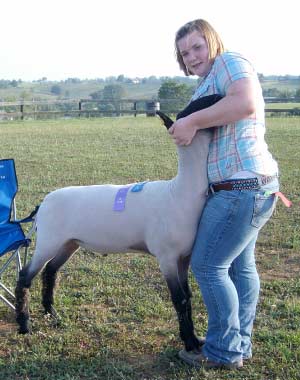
[88,79,300,113]
[1,75,300,116]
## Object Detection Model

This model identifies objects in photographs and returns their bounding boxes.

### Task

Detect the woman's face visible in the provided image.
[177,30,212,77]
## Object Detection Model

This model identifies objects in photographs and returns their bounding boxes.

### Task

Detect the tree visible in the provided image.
[0,80,10,89]
[158,80,194,113]
[20,91,30,100]
[117,74,125,83]
[65,77,81,84]
[102,84,126,101]
[90,90,103,100]
[102,84,127,114]
[262,87,281,98]
[50,85,62,95]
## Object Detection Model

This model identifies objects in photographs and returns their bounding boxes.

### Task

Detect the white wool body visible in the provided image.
[30,129,211,275]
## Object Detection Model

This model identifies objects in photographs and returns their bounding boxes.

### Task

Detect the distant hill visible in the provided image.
[0,75,299,102]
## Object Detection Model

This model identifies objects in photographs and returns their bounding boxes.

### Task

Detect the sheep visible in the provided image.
[15,94,222,353]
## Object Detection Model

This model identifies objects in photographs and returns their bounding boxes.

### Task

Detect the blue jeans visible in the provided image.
[191,183,278,364]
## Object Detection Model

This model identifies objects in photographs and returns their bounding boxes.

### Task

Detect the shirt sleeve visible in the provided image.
[214,52,256,95]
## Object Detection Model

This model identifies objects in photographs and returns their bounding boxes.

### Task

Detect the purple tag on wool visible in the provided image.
[113,186,131,211]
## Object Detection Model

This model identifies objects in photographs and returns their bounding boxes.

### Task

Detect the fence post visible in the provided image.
[134,101,137,117]
[79,101,82,117]
[20,104,24,120]
[146,101,160,116]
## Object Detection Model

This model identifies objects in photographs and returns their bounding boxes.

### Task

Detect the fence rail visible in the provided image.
[0,99,161,120]
[0,98,299,120]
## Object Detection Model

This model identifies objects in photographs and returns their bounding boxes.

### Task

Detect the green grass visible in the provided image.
[0,116,300,380]
[266,102,300,109]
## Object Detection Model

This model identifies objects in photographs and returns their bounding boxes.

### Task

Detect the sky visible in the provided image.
[0,0,299,81]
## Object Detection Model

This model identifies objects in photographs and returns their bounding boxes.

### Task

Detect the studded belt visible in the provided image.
[209,176,277,193]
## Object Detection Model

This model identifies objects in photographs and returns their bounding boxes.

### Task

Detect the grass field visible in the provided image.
[0,116,299,380]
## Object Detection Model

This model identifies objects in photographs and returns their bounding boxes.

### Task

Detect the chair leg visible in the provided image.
[23,246,29,267]
[0,250,19,275]
[0,248,26,311]
[0,292,15,310]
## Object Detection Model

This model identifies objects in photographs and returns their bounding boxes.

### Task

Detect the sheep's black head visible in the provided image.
[176,94,223,120]
[156,94,223,130]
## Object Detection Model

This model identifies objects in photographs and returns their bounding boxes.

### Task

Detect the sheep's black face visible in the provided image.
[176,94,223,120]
[156,94,223,130]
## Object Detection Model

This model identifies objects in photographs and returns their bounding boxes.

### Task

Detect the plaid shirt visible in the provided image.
[191,52,278,183]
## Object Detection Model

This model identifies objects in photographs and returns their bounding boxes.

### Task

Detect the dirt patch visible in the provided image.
[0,308,16,334]
[256,248,300,280]
[0,320,16,337]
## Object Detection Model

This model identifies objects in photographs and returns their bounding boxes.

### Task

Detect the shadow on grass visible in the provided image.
[4,339,293,380]
[0,348,187,380]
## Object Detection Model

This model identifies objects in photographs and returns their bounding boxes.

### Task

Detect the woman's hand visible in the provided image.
[168,117,197,146]
[168,78,258,145]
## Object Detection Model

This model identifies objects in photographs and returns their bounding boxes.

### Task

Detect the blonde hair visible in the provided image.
[175,19,225,76]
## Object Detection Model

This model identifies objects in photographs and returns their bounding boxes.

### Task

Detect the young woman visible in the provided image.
[170,19,279,370]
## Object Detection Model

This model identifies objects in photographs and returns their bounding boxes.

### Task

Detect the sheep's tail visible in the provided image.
[24,205,39,240]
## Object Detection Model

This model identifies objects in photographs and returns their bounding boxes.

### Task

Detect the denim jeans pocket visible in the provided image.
[251,193,277,228]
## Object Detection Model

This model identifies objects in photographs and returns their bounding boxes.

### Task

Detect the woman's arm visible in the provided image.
[169,77,258,146]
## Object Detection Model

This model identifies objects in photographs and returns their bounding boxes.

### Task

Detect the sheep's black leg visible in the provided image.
[16,261,60,334]
[41,245,77,316]
[15,266,36,334]
[41,263,59,315]
[165,255,200,352]
[15,241,78,334]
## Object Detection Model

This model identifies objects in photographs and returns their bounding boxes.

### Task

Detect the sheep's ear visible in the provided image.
[156,111,174,130]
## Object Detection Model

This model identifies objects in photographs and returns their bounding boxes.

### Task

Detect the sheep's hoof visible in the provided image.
[197,336,206,347]
[44,307,62,328]
[44,305,58,318]
[185,335,205,351]
[18,324,31,335]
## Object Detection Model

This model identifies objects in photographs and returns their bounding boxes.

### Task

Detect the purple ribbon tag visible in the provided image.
[113,186,131,211]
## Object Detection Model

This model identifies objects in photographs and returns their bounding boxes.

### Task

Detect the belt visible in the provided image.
[209,175,277,193]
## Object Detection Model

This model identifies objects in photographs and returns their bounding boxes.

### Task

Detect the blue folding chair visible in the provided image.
[0,159,37,310]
